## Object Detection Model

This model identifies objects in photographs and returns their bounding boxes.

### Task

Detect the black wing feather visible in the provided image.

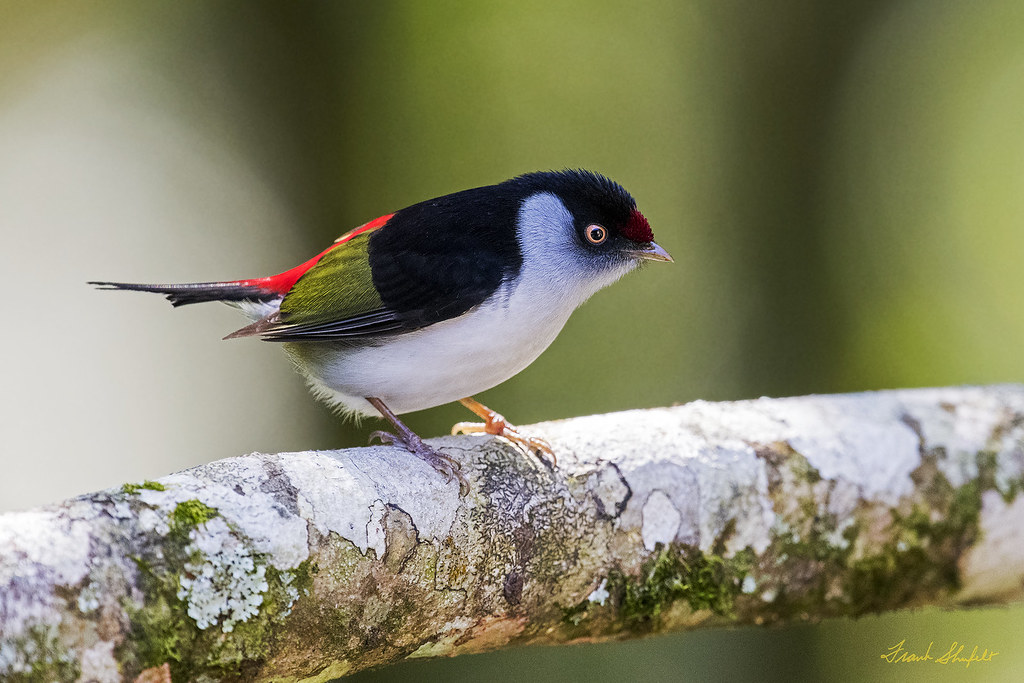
[259,309,406,341]
[364,188,524,328]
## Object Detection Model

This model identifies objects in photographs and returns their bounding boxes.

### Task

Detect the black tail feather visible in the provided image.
[88,281,276,307]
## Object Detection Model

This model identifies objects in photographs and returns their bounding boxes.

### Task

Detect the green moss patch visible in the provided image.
[845,477,983,614]
[121,480,166,495]
[612,545,753,629]
[119,500,314,681]
[0,624,80,682]
[171,499,218,529]
[756,447,991,621]
[561,544,754,636]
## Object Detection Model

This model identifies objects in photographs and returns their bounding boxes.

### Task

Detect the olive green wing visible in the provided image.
[261,232,405,341]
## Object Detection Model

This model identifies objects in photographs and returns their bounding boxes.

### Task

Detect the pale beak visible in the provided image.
[634,241,673,263]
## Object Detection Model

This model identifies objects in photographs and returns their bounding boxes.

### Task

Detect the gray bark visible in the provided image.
[2,386,1023,682]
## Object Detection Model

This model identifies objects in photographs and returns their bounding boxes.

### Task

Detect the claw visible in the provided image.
[366,398,470,495]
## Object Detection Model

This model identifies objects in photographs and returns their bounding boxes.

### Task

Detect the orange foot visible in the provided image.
[451,396,556,468]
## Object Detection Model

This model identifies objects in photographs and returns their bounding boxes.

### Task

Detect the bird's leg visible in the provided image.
[451,396,556,467]
[366,397,468,494]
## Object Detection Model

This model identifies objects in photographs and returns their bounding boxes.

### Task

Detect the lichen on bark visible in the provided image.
[1,386,1023,681]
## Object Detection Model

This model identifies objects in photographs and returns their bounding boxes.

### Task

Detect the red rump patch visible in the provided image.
[233,213,394,296]
[622,209,653,243]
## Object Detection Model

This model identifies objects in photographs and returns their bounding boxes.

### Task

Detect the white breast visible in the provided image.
[286,192,637,416]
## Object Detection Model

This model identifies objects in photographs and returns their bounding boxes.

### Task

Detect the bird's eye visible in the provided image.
[584,224,608,245]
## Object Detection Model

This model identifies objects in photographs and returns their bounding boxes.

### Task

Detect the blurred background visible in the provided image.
[1,1,1022,681]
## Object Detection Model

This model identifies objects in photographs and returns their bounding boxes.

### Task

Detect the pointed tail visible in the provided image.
[88,215,397,310]
[88,280,281,307]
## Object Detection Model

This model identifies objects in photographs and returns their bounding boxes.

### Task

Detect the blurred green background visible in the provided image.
[1,1,1022,681]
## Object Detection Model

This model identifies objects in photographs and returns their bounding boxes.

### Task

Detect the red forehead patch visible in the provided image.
[623,209,653,243]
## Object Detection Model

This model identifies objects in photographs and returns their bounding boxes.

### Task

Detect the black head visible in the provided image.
[364,169,668,330]
[508,169,668,267]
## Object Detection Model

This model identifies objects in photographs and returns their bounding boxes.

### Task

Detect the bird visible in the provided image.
[91,169,671,492]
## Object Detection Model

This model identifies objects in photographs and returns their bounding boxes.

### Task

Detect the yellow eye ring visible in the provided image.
[584,224,608,245]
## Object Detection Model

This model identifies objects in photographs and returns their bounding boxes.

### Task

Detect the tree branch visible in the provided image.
[2,386,1023,681]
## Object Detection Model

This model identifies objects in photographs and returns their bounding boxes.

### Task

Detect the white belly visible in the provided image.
[285,282,575,416]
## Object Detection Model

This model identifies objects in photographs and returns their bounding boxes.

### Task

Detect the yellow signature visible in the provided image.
[881,639,998,668]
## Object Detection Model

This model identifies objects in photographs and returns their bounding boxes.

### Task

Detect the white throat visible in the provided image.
[513,191,638,312]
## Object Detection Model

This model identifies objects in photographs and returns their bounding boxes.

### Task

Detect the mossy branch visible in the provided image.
[2,386,1024,681]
